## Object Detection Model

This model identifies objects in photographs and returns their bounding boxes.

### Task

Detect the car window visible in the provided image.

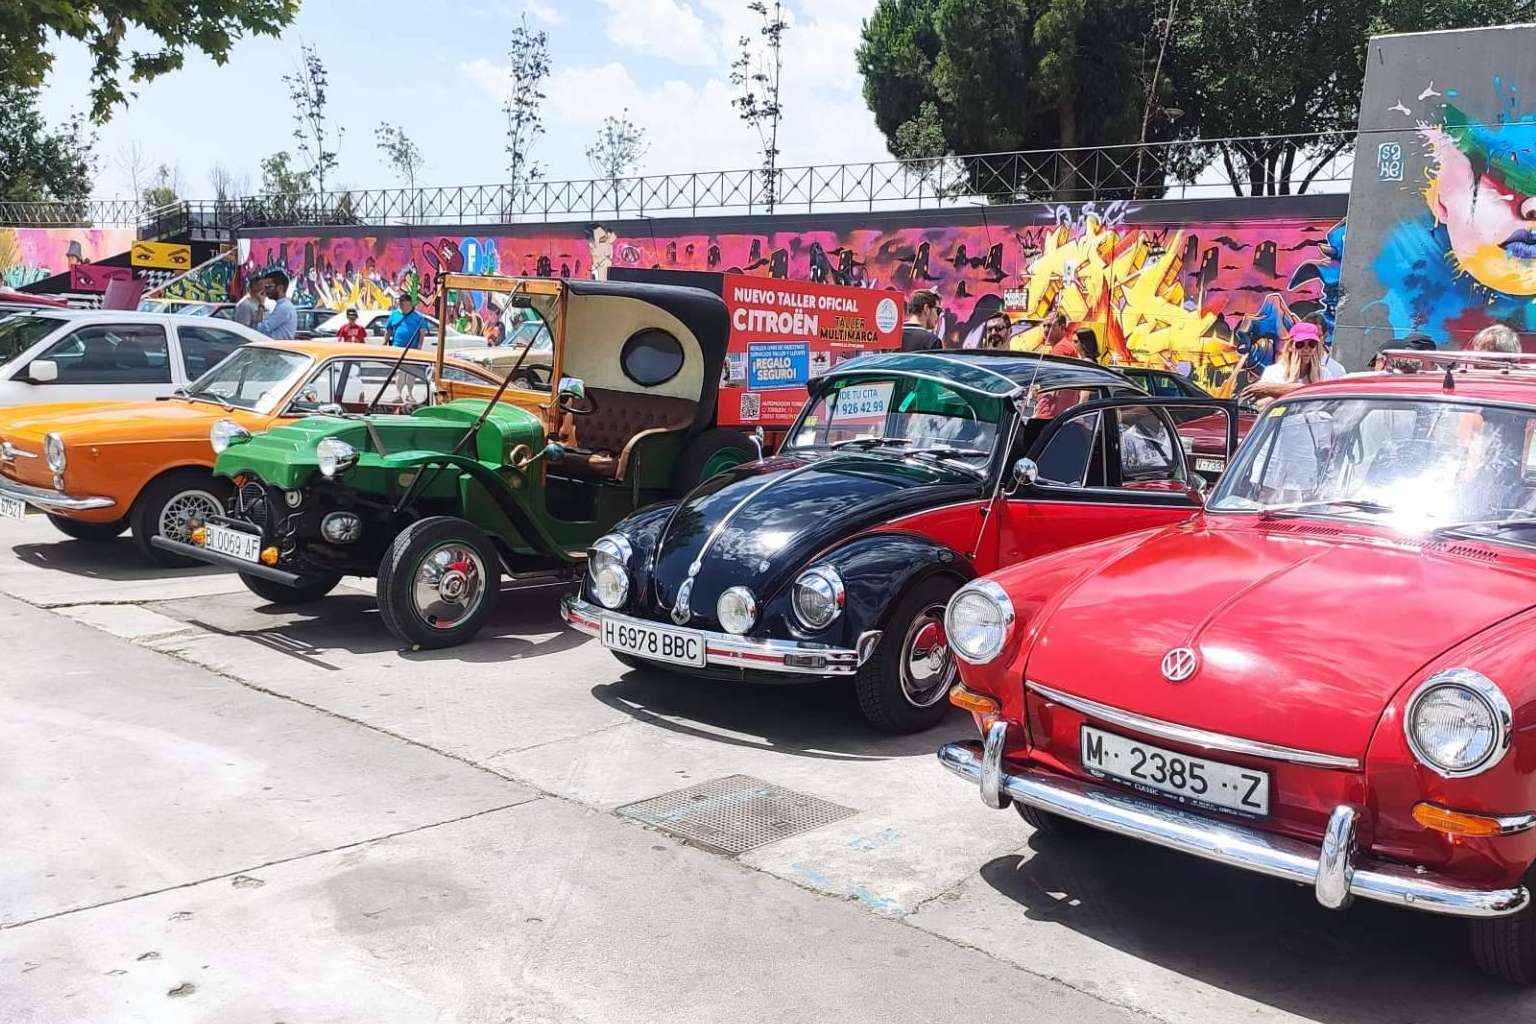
[0,314,67,365]
[1034,411,1104,487]
[439,363,494,385]
[621,328,685,386]
[178,325,249,379]
[1115,406,1184,483]
[35,323,171,385]
[290,358,433,413]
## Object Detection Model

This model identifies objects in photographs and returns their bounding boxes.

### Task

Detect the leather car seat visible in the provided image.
[559,388,697,480]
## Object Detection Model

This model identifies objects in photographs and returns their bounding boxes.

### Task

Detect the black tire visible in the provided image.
[672,428,757,496]
[854,575,960,734]
[240,572,342,606]
[377,516,501,650]
[47,514,127,542]
[1470,870,1536,984]
[612,652,652,672]
[1014,802,1083,835]
[129,470,232,568]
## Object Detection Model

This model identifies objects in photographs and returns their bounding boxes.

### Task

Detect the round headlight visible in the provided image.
[792,565,844,630]
[316,437,358,478]
[588,534,632,610]
[43,432,65,473]
[716,586,757,635]
[1404,668,1511,777]
[946,579,1015,665]
[211,418,252,454]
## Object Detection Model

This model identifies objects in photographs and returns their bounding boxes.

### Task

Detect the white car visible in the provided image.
[0,310,269,408]
[312,310,483,352]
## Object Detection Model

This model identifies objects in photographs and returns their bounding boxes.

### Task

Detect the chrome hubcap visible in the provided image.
[412,543,486,630]
[900,604,955,708]
[159,489,223,543]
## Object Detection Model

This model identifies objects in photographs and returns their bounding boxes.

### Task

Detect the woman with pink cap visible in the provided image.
[1241,321,1344,407]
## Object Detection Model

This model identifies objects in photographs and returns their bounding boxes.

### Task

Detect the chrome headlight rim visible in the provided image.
[1403,668,1512,779]
[315,437,359,478]
[945,578,1016,666]
[716,585,758,635]
[588,534,632,610]
[791,564,845,630]
[210,418,253,455]
[43,432,65,473]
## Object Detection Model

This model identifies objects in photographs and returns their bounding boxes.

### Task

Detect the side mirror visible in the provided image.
[1008,457,1039,492]
[557,376,585,400]
[316,403,346,416]
[543,441,566,464]
[27,360,58,383]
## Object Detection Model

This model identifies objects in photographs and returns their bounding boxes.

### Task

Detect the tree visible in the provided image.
[857,0,1190,199]
[257,150,311,224]
[730,1,787,211]
[282,42,340,194]
[208,163,250,202]
[115,141,150,202]
[142,163,180,207]
[586,109,647,215]
[374,122,424,191]
[503,14,551,212]
[0,82,94,204]
[892,99,948,194]
[1,1,299,123]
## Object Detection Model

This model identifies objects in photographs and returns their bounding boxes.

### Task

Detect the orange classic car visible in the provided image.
[0,340,502,566]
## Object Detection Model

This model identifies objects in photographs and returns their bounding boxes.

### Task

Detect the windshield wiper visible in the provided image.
[1260,498,1394,519]
[829,436,910,450]
[181,389,234,412]
[1430,514,1536,538]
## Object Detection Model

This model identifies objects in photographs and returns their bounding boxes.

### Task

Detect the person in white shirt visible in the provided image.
[1241,322,1341,407]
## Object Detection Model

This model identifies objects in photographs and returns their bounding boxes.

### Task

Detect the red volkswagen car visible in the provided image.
[939,351,1536,983]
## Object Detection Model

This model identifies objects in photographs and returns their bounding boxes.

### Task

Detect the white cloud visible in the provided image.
[525,0,565,25]
[597,0,718,68]
[463,0,566,26]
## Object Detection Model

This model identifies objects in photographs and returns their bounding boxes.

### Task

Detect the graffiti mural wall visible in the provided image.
[1338,24,1536,362]
[240,194,1343,391]
[0,227,136,288]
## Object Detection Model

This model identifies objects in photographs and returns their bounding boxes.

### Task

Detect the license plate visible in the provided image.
[1081,725,1269,816]
[1194,456,1225,473]
[0,495,23,520]
[601,616,706,667]
[204,524,262,563]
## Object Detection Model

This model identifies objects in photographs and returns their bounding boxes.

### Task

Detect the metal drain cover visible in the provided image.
[617,774,857,855]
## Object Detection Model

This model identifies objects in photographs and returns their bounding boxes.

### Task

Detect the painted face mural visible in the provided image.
[1425,105,1536,296]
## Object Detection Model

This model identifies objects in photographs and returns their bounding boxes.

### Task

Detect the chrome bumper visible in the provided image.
[0,475,115,512]
[939,723,1529,919]
[561,594,879,677]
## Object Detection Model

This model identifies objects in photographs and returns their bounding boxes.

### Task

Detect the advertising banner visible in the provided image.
[717,272,902,428]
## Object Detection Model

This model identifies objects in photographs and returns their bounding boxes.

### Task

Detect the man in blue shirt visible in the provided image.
[255,269,298,340]
[385,293,429,349]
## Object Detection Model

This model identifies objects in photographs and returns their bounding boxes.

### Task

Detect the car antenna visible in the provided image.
[1443,362,1456,392]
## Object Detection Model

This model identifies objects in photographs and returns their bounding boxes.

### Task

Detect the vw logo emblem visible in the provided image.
[670,577,694,626]
[1160,647,1199,683]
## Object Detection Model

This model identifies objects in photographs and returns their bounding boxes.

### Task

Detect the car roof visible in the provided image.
[3,309,244,324]
[819,350,1132,397]
[1288,370,1536,408]
[248,339,480,363]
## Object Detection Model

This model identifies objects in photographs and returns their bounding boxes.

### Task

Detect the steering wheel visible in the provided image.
[557,390,598,416]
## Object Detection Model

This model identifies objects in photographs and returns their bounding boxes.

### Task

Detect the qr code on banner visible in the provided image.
[739,392,761,422]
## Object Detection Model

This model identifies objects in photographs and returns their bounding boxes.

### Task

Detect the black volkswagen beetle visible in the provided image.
[560,351,1237,732]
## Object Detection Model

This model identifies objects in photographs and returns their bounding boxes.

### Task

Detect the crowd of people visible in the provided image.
[229,268,432,348]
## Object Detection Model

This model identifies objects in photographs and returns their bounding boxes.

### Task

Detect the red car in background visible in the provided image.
[939,351,1536,983]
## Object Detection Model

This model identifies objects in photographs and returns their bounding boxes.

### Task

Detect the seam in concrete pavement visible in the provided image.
[481,718,637,762]
[40,604,1163,1024]
[2,797,541,932]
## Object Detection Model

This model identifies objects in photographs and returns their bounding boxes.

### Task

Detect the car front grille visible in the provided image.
[234,480,269,530]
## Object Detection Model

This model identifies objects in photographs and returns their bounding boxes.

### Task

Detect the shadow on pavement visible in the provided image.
[978,829,1532,1023]
[589,666,957,763]
[12,539,222,582]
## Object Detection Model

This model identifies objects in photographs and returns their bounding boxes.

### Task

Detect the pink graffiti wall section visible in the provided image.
[240,195,1345,390]
[0,227,136,288]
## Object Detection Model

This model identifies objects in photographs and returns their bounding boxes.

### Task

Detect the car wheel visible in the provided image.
[130,470,231,567]
[1470,870,1536,984]
[673,428,757,496]
[377,516,500,649]
[240,572,343,606]
[611,652,653,672]
[46,514,127,542]
[1014,802,1083,836]
[854,576,959,734]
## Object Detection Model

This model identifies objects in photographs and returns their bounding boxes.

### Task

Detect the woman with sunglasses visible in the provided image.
[1240,322,1342,407]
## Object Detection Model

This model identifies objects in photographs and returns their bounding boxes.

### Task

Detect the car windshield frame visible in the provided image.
[782,371,1008,476]
[1207,392,1536,549]
[0,314,67,365]
[183,346,314,414]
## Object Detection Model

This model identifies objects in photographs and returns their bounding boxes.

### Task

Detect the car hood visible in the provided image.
[1026,518,1536,763]
[646,451,980,626]
[0,399,221,444]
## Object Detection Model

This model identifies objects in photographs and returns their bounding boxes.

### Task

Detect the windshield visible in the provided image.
[785,375,1004,471]
[185,346,312,413]
[0,315,66,364]
[1210,396,1536,542]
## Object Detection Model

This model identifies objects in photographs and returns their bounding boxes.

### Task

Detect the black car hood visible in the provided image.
[645,452,981,626]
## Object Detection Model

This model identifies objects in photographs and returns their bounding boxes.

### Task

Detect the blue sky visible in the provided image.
[36,0,890,199]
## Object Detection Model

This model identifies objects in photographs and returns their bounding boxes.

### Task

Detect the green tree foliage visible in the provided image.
[283,43,340,194]
[375,122,424,190]
[0,83,94,203]
[0,0,299,123]
[257,150,310,224]
[141,163,180,208]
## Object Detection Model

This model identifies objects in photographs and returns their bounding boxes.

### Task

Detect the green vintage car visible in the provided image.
[153,273,758,648]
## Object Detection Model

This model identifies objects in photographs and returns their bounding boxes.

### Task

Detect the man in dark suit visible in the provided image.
[901,289,943,351]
